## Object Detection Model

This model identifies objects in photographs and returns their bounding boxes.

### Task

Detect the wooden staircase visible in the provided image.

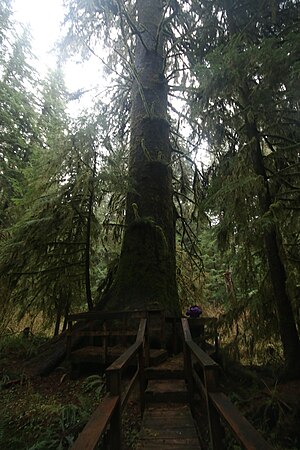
[137,353,202,449]
[137,403,201,449]
[70,312,273,450]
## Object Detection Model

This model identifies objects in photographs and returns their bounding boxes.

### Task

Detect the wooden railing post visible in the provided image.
[185,343,195,410]
[182,318,194,410]
[66,320,72,359]
[139,345,146,417]
[103,320,108,365]
[160,310,166,348]
[204,367,224,450]
[144,321,150,367]
[106,370,121,450]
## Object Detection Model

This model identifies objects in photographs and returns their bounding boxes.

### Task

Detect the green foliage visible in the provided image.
[0,0,298,370]
[185,0,300,360]
[27,404,86,450]
[82,374,106,399]
[0,332,48,360]
[0,7,39,231]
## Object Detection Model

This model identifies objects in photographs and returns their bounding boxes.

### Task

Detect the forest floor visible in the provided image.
[217,361,300,450]
[0,333,140,450]
[1,333,300,449]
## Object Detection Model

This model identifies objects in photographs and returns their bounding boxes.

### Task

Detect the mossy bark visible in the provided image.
[100,0,180,314]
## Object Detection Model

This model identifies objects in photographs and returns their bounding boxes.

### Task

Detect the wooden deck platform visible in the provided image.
[137,403,201,449]
[70,346,168,367]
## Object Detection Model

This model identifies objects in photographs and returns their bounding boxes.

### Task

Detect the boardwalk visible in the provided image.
[70,312,273,450]
[137,403,201,449]
[136,352,201,449]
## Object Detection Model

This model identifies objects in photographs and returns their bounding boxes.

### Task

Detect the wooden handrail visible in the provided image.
[187,340,219,369]
[181,318,273,450]
[210,392,273,450]
[67,309,165,322]
[136,317,147,343]
[71,317,148,450]
[106,319,147,372]
[106,340,141,372]
[70,394,119,450]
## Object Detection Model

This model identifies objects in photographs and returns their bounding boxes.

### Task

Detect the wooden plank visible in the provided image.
[137,403,201,449]
[106,371,121,450]
[68,310,145,321]
[145,406,191,417]
[69,330,137,337]
[139,428,198,439]
[71,395,119,450]
[182,318,219,368]
[70,346,126,364]
[136,318,147,343]
[106,340,140,372]
[149,348,168,365]
[106,318,147,372]
[188,341,219,369]
[143,416,195,428]
[68,309,166,322]
[181,318,192,341]
[192,368,206,398]
[210,392,273,450]
[121,367,139,412]
[137,437,200,446]
[137,444,201,450]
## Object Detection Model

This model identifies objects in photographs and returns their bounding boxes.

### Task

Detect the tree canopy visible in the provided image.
[0,0,299,377]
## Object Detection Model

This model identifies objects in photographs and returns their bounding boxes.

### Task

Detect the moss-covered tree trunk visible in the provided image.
[101,0,180,314]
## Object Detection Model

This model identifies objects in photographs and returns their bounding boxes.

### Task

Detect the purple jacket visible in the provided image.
[186,305,202,318]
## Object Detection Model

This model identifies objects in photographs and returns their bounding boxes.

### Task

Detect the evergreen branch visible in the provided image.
[173,190,195,204]
[13,262,84,275]
[116,5,152,119]
[263,133,298,145]
[266,168,300,190]
[116,0,149,52]
[155,0,173,54]
[74,23,128,81]
[46,241,86,246]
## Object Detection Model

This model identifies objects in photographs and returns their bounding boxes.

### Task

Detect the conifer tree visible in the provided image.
[0,2,39,235]
[188,0,300,377]
[63,0,184,314]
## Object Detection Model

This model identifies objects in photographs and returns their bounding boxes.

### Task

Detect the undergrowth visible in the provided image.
[0,333,108,449]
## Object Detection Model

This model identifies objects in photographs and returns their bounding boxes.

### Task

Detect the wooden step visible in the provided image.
[146,353,184,380]
[145,379,187,403]
[137,403,201,449]
[70,345,126,365]
[149,348,168,366]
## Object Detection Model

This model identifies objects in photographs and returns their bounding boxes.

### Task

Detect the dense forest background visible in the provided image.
[0,0,300,377]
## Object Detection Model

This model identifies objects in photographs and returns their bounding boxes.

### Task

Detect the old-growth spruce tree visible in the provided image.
[64,0,181,314]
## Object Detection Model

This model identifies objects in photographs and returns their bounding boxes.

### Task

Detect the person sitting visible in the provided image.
[186,305,202,318]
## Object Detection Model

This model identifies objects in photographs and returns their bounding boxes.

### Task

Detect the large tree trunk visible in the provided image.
[29,0,180,376]
[101,0,180,314]
[85,155,96,312]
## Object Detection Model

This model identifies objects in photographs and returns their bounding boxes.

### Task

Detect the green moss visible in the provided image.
[104,220,179,314]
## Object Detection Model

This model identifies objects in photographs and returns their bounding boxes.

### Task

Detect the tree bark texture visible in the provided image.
[102,0,179,314]
[85,158,96,312]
